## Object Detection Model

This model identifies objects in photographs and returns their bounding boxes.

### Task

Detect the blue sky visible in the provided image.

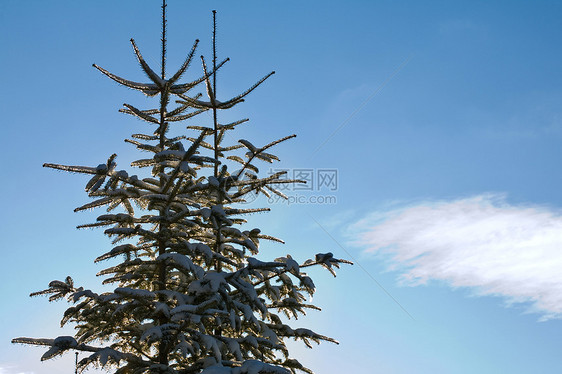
[2,1,562,373]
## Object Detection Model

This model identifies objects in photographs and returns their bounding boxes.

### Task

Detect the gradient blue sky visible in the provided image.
[2,1,562,373]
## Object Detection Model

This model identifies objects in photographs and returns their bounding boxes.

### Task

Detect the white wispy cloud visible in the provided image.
[0,366,34,374]
[352,194,562,320]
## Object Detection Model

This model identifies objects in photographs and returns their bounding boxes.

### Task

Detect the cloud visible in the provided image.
[352,194,562,320]
[0,366,34,374]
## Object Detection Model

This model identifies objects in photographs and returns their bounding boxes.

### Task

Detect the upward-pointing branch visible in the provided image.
[161,0,167,80]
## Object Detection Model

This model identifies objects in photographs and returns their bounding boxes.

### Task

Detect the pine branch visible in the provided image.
[122,103,160,124]
[168,40,199,85]
[131,39,165,87]
[92,64,160,96]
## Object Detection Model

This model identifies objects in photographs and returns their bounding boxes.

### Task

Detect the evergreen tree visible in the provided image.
[12,2,351,373]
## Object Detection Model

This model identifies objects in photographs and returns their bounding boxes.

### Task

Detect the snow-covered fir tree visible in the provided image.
[13,2,351,373]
